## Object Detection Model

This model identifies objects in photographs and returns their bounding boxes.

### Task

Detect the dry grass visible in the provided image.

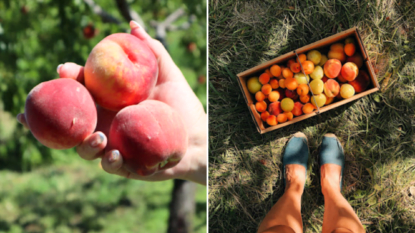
[208,0,415,232]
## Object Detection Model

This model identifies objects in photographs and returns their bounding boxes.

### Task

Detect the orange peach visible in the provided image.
[255,91,266,101]
[297,84,309,96]
[256,101,267,112]
[268,91,280,102]
[285,78,299,91]
[349,70,370,93]
[341,62,359,81]
[302,60,315,74]
[270,79,279,89]
[346,53,364,68]
[290,62,301,73]
[265,68,274,77]
[268,102,283,116]
[259,73,271,84]
[285,112,294,121]
[270,65,282,77]
[328,50,346,63]
[292,102,304,116]
[344,43,355,56]
[325,96,335,105]
[261,84,272,95]
[323,79,340,98]
[279,79,286,89]
[261,111,270,122]
[287,59,296,67]
[330,43,344,52]
[282,67,294,79]
[300,94,310,103]
[277,113,288,123]
[296,54,307,63]
[302,103,315,114]
[266,115,278,126]
[324,59,342,78]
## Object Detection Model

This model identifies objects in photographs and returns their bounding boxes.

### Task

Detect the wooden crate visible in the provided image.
[237,27,379,134]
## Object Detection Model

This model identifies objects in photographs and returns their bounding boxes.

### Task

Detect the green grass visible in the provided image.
[208,0,415,232]
[0,151,207,233]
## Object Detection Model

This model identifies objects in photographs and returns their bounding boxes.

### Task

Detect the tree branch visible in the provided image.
[115,0,146,30]
[83,0,122,24]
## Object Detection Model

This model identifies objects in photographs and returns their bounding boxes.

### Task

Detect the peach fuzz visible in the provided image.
[328,50,346,62]
[346,53,364,68]
[266,115,278,126]
[323,79,340,98]
[261,111,270,122]
[85,33,158,111]
[255,91,266,102]
[324,59,342,78]
[259,73,271,84]
[256,101,267,113]
[341,62,359,81]
[270,65,282,77]
[349,70,370,93]
[292,102,303,116]
[261,84,272,95]
[108,100,187,176]
[268,91,280,102]
[270,79,279,89]
[268,102,283,116]
[302,103,315,114]
[25,79,97,149]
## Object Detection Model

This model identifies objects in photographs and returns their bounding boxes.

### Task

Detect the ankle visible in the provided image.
[320,164,341,196]
[284,164,306,194]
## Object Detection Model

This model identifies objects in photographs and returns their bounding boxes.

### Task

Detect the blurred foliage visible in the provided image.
[0,0,206,170]
[0,0,206,232]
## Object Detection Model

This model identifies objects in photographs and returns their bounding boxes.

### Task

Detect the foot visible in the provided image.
[319,133,344,196]
[283,132,309,194]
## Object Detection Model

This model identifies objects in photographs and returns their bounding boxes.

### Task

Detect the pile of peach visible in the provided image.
[247,37,371,126]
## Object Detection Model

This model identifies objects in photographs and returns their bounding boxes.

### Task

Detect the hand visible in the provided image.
[17,21,207,185]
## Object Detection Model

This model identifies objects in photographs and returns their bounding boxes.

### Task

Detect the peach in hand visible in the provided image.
[108,100,188,176]
[85,33,158,111]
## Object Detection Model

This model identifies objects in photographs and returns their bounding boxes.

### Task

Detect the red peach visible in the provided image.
[85,33,158,111]
[292,102,304,116]
[25,79,97,149]
[108,100,188,176]
[323,79,340,98]
[324,59,342,79]
[341,62,359,81]
[349,70,370,93]
[268,102,283,116]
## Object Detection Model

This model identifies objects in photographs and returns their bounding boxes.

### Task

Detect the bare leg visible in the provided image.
[321,164,365,233]
[257,164,305,233]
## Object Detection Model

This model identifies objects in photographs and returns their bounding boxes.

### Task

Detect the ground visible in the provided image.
[208,0,415,232]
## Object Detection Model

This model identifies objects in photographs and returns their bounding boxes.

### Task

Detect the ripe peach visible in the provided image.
[266,115,278,126]
[261,111,270,122]
[300,94,310,103]
[302,61,315,74]
[279,79,286,89]
[268,91,280,102]
[324,59,342,79]
[261,84,272,95]
[247,77,262,94]
[330,43,344,52]
[282,67,294,79]
[294,73,310,85]
[325,96,335,105]
[344,43,355,56]
[259,73,271,84]
[341,62,359,81]
[256,101,267,112]
[108,100,188,176]
[290,62,301,73]
[307,50,322,65]
[285,78,299,91]
[310,79,324,95]
[328,50,346,62]
[255,91,266,102]
[268,102,283,116]
[285,89,299,101]
[340,84,355,99]
[270,79,279,89]
[346,53,364,68]
[310,65,324,80]
[311,94,327,108]
[323,79,340,98]
[285,112,294,121]
[296,54,307,63]
[25,79,97,149]
[292,102,304,116]
[277,113,288,123]
[349,70,370,93]
[302,103,315,114]
[85,33,158,111]
[297,84,309,96]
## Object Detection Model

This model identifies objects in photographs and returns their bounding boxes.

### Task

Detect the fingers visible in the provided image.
[101,149,131,178]
[129,21,185,85]
[16,113,29,129]
[75,132,106,160]
[57,62,85,84]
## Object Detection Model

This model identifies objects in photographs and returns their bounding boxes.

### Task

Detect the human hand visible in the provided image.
[17,21,207,185]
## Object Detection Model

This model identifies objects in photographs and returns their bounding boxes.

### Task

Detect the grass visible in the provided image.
[208,0,415,232]
[0,151,207,233]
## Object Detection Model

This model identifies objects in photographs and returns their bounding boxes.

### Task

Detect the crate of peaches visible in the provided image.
[237,27,379,133]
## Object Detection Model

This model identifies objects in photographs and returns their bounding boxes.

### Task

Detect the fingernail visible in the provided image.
[16,114,22,124]
[56,64,63,73]
[109,150,120,163]
[90,132,105,147]
[130,20,141,30]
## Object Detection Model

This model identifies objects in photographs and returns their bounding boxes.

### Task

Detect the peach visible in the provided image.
[310,79,324,95]
[270,65,281,77]
[341,62,359,81]
[270,79,279,89]
[302,61,315,74]
[108,100,187,176]
[300,94,310,103]
[349,70,370,93]
[344,43,356,56]
[259,73,271,84]
[265,68,273,77]
[318,54,328,66]
[346,53,364,68]
[292,102,304,116]
[25,79,97,149]
[261,111,270,122]
[282,67,294,79]
[297,84,309,96]
[311,94,327,108]
[285,89,299,101]
[261,84,272,95]
[307,50,322,65]
[96,105,118,137]
[323,79,340,98]
[268,91,280,102]
[266,115,278,126]
[325,96,335,105]
[310,65,324,80]
[340,84,355,99]
[324,59,342,78]
[330,43,344,52]
[268,102,283,116]
[302,103,315,114]
[296,54,307,63]
[285,112,294,121]
[290,62,301,73]
[279,79,286,89]
[285,77,299,91]
[294,73,310,85]
[255,91,266,102]
[85,33,158,111]
[328,50,346,62]
[287,59,296,68]
[277,113,288,123]
[256,101,267,112]
[281,98,294,112]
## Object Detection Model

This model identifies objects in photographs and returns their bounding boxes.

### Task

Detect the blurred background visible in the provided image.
[0,0,206,232]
